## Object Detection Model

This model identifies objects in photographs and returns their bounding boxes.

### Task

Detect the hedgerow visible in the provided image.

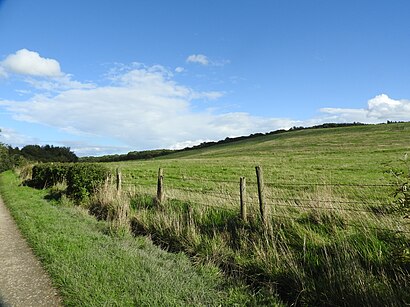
[28,163,109,202]
[30,163,69,189]
[66,163,109,203]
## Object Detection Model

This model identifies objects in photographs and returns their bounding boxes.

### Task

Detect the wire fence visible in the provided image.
[116,166,409,235]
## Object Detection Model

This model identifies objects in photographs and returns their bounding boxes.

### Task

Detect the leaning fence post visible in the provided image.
[156,168,164,204]
[116,167,122,193]
[240,177,247,222]
[255,166,267,225]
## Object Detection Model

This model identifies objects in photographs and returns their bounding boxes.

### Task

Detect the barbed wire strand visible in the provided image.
[264,202,392,214]
[264,195,393,206]
[123,175,396,189]
[167,186,241,198]
[121,183,397,212]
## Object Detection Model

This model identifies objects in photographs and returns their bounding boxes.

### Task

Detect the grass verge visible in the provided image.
[0,171,266,306]
[128,191,410,306]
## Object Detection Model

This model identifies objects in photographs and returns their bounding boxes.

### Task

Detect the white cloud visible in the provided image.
[319,94,410,123]
[1,49,62,77]
[186,54,209,65]
[169,139,213,150]
[0,126,37,147]
[186,54,230,67]
[367,94,410,120]
[318,107,368,123]
[175,67,185,73]
[25,74,95,91]
[60,141,131,157]
[0,65,240,150]
[0,49,94,92]
[72,146,125,157]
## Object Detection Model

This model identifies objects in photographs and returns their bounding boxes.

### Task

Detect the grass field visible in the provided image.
[108,123,410,209]
[114,123,405,178]
[100,122,410,306]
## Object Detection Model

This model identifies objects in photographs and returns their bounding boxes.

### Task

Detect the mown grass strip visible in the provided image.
[0,171,260,306]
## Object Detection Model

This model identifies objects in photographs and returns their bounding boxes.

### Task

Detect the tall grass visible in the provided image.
[107,182,409,306]
[89,179,130,235]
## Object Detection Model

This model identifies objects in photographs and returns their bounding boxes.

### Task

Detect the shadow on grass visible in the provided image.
[44,189,64,202]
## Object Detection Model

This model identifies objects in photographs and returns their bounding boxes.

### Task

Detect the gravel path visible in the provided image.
[0,196,61,307]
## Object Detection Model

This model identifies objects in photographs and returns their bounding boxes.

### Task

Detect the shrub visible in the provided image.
[66,163,109,203]
[30,163,70,188]
[28,162,109,203]
[0,144,15,172]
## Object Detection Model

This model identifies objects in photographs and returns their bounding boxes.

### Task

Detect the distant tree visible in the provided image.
[79,122,372,163]
[0,129,14,172]
[0,145,13,172]
[20,145,78,162]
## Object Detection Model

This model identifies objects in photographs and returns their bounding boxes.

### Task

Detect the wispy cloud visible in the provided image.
[0,126,38,147]
[59,141,131,157]
[186,54,230,67]
[186,54,209,65]
[319,94,410,123]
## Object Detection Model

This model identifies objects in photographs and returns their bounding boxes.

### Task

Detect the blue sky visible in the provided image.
[1,0,410,156]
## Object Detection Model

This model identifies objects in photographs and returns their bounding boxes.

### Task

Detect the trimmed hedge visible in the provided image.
[29,163,109,202]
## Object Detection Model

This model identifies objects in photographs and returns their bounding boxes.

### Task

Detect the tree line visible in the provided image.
[80,122,370,162]
[1,121,400,168]
[0,137,78,172]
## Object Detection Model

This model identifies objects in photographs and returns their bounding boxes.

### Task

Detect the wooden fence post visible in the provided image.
[116,168,122,193]
[156,168,164,204]
[240,177,247,222]
[187,205,194,227]
[255,166,267,225]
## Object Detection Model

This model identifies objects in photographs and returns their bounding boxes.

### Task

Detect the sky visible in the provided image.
[0,0,410,156]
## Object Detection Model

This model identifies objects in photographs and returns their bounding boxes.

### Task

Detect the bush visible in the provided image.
[28,162,109,203]
[66,163,109,203]
[30,163,70,188]
[0,145,13,173]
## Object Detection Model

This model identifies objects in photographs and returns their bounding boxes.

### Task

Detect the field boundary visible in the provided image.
[118,166,410,235]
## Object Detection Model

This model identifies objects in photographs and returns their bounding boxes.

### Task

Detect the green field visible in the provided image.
[111,123,410,203]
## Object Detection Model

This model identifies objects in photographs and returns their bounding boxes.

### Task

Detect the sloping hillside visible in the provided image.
[114,122,410,186]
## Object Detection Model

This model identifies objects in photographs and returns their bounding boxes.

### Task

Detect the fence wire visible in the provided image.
[119,171,409,234]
